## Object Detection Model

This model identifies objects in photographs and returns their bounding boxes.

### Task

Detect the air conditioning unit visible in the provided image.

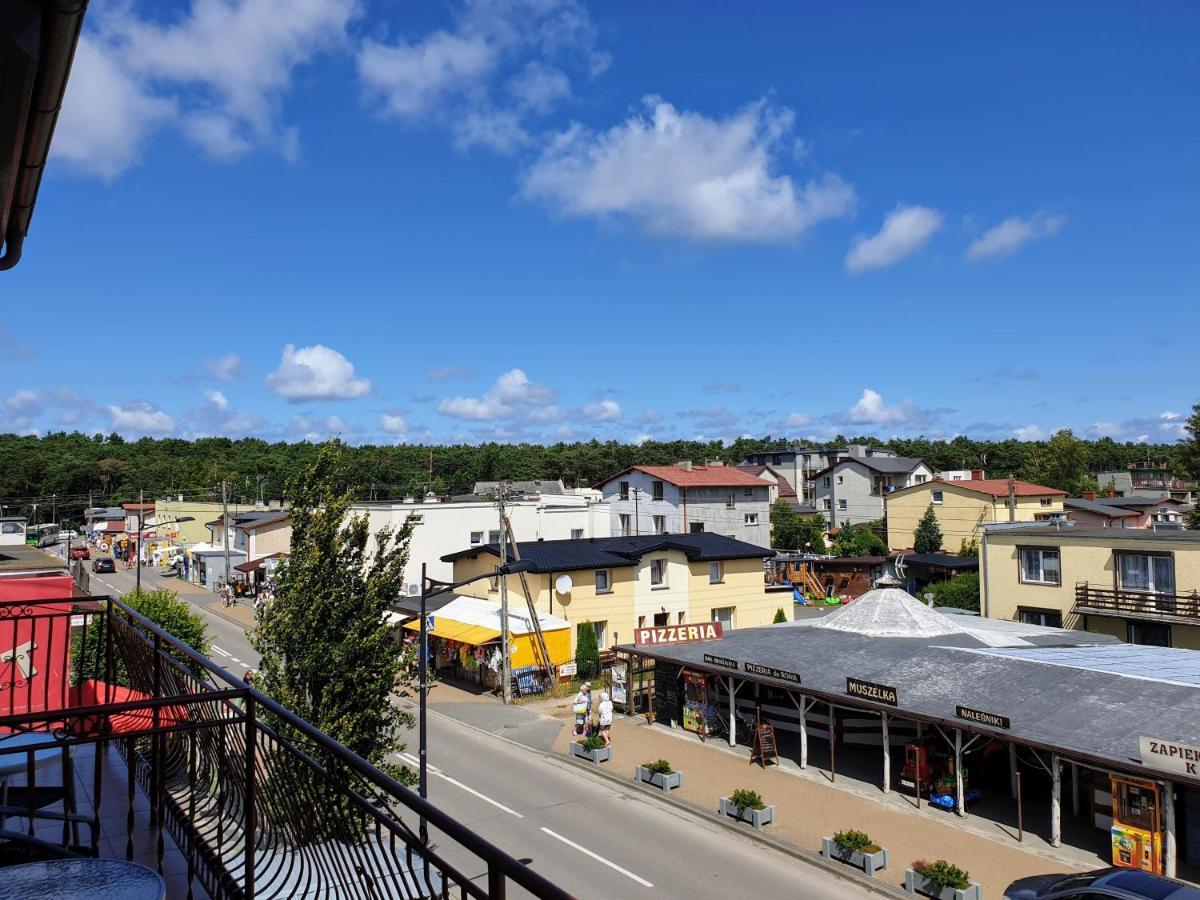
[404,583,420,597]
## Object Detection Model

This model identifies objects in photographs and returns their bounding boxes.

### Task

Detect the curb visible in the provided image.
[418,702,909,898]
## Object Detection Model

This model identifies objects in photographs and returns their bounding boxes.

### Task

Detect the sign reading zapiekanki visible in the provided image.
[744,662,802,685]
[955,705,1010,730]
[1140,736,1200,777]
[634,622,724,646]
[703,653,738,670]
[846,677,898,706]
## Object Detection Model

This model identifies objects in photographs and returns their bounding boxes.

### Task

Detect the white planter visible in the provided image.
[635,765,683,793]
[821,837,889,877]
[570,743,611,764]
[904,870,982,900]
[718,797,774,830]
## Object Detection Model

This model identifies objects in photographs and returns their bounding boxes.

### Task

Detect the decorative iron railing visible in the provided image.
[1073,582,1200,621]
[0,595,571,899]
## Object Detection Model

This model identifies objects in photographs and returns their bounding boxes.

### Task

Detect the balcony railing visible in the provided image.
[1073,582,1200,622]
[0,595,570,899]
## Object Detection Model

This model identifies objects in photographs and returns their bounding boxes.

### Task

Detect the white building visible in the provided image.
[354,491,610,596]
[595,461,773,546]
[0,516,27,546]
[810,456,933,525]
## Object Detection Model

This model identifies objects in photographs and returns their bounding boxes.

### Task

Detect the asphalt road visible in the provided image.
[397,709,873,900]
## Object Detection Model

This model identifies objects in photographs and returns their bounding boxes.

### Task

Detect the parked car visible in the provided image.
[92,557,115,573]
[70,546,90,559]
[1005,868,1200,900]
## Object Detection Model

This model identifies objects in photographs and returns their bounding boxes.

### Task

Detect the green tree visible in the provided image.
[1026,429,1092,494]
[913,505,943,553]
[251,442,417,784]
[772,607,788,624]
[957,537,979,558]
[831,523,887,557]
[770,498,826,551]
[575,622,600,678]
[922,573,980,612]
[1181,403,1200,481]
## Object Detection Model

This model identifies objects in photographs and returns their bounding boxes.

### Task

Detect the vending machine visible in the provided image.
[681,671,709,733]
[1110,775,1163,873]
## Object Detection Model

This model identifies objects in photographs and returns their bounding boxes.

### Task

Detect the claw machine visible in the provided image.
[1111,775,1163,873]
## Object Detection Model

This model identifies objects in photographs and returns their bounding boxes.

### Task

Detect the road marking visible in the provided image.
[539,827,653,888]
[211,646,232,658]
[396,752,524,818]
[230,658,242,664]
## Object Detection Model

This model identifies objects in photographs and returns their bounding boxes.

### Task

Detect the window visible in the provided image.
[1018,608,1062,628]
[619,481,630,501]
[677,611,686,624]
[1128,621,1171,647]
[711,607,735,630]
[653,612,669,627]
[470,531,484,545]
[690,522,705,533]
[914,474,927,484]
[650,558,667,587]
[744,513,759,526]
[578,620,608,649]
[822,477,831,488]
[772,455,782,465]
[595,569,611,593]
[570,528,584,540]
[726,493,735,509]
[0,522,21,534]
[1117,553,1175,594]
[836,475,844,485]
[653,515,667,534]
[652,480,664,501]
[619,514,631,537]
[408,514,424,524]
[837,499,847,511]
[709,561,723,584]
[931,490,944,504]
[488,530,501,544]
[821,498,832,511]
[637,615,646,628]
[743,488,754,497]
[1019,547,1061,585]
[1040,498,1053,506]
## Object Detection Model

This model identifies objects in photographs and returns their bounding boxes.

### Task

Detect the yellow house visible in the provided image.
[441,533,781,655]
[981,525,1200,650]
[885,478,1065,552]
[151,499,223,544]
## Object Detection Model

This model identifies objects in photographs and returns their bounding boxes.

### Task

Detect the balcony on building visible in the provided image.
[1074,582,1200,625]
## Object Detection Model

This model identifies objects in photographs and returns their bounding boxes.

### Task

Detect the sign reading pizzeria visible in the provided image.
[846,677,898,706]
[1140,736,1200,777]
[634,622,724,647]
[744,662,801,685]
[955,705,1010,730]
[703,653,738,670]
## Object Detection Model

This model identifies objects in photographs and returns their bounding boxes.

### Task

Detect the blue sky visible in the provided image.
[3,1,1197,446]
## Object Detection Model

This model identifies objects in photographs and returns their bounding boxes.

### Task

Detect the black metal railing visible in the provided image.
[0,596,571,899]
[1074,582,1200,621]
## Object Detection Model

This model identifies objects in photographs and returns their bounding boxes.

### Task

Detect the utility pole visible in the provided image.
[633,487,641,535]
[498,482,512,705]
[1007,473,1016,523]
[221,480,232,588]
[135,488,144,592]
[51,493,56,526]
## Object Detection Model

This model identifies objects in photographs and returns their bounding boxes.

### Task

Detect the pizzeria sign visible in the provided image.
[634,622,723,646]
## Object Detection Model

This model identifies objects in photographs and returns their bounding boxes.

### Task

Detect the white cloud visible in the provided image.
[266,344,371,401]
[55,0,356,177]
[427,366,473,382]
[845,205,942,273]
[966,212,1066,261]
[582,399,622,422]
[3,388,98,431]
[1013,424,1047,441]
[109,402,176,436]
[438,368,556,421]
[380,413,407,434]
[521,96,856,242]
[1160,411,1180,421]
[508,61,570,113]
[359,31,496,120]
[204,353,243,382]
[846,389,911,426]
[632,433,651,445]
[785,413,811,428]
[187,390,263,436]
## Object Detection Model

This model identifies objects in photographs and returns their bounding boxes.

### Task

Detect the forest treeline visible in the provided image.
[1,425,1194,525]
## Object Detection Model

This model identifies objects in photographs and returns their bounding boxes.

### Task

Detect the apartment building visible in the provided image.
[740,443,898,505]
[886,477,1065,551]
[812,456,933,526]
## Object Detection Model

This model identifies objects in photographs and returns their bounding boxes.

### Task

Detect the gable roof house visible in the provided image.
[810,456,933,526]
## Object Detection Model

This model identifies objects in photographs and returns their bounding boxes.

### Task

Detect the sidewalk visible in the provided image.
[428,683,1108,899]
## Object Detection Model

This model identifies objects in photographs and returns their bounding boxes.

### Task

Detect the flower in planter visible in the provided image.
[729,788,765,815]
[643,759,673,776]
[832,829,881,855]
[912,859,971,890]
[579,735,607,752]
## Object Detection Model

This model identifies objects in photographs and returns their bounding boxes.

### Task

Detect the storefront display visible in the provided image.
[682,671,709,733]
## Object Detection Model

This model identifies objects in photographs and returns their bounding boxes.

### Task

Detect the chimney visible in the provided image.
[1104,487,1117,498]
[1083,490,1097,501]
[971,469,984,480]
[676,460,693,472]
[704,458,725,467]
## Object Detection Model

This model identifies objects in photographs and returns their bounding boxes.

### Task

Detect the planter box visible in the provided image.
[821,837,889,877]
[635,765,683,793]
[718,797,774,830]
[570,743,611,764]
[904,870,982,900]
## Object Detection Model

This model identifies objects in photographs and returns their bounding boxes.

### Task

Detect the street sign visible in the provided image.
[956,705,1010,730]
[703,653,738,670]
[425,615,435,632]
[743,662,801,685]
[558,661,577,677]
[1140,736,1200,777]
[846,677,898,706]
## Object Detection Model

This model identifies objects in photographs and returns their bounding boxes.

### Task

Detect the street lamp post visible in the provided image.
[135,512,194,593]
[415,557,533,844]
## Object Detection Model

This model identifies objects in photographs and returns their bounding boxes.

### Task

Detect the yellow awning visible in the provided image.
[403,619,501,645]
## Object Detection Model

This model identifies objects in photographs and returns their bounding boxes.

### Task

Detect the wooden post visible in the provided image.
[1050,753,1061,847]
[1164,780,1176,878]
[798,696,808,770]
[1071,762,1079,817]
[829,703,837,784]
[1009,742,1018,799]
[1016,770,1024,842]
[727,676,736,748]
[881,713,890,794]
[955,729,965,817]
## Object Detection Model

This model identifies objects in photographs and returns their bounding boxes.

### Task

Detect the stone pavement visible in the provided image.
[426,682,1125,899]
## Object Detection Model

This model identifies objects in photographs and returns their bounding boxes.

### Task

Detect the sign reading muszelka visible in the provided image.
[703,653,738,670]
[634,622,724,646]
[744,662,802,685]
[1140,736,1200,777]
[846,677,898,706]
[955,705,1010,730]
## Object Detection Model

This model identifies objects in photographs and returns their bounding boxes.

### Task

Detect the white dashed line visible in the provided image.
[211,646,232,658]
[396,752,523,818]
[539,827,653,887]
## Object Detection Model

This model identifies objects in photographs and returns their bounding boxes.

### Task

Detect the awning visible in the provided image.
[403,619,501,645]
[234,552,284,574]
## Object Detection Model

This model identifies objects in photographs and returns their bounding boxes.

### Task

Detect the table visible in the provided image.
[0,732,69,828]
[1,858,166,899]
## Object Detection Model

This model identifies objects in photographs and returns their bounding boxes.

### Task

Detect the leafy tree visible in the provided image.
[921,573,980,612]
[913,505,943,553]
[251,442,417,785]
[1181,403,1200,481]
[1187,505,1200,531]
[1026,429,1092,494]
[958,537,979,558]
[772,607,787,623]
[831,523,887,557]
[770,498,826,551]
[575,621,600,678]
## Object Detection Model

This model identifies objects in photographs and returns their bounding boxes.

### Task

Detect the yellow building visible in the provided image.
[442,533,781,655]
[981,525,1200,650]
[886,478,1065,552]
[152,499,288,546]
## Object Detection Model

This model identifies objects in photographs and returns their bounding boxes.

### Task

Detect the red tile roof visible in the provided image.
[739,465,797,499]
[937,478,1066,497]
[599,465,770,489]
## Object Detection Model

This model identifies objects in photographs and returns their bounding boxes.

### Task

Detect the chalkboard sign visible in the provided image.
[655,662,681,725]
[753,723,778,768]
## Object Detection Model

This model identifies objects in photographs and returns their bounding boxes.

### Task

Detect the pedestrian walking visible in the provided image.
[571,681,592,737]
[597,691,613,747]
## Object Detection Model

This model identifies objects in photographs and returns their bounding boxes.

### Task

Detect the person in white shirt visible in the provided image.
[572,682,592,737]
[597,691,614,747]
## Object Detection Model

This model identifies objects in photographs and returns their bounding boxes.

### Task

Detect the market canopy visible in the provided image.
[402,594,569,647]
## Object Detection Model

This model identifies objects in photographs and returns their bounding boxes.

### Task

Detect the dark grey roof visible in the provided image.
[474,480,565,495]
[390,591,460,618]
[1064,498,1140,518]
[624,621,1200,785]
[899,553,979,570]
[442,532,774,572]
[990,525,1200,543]
[84,507,124,519]
[1097,496,1183,509]
[0,516,26,522]
[811,456,925,478]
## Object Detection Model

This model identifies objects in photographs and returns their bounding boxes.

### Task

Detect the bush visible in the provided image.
[729,788,765,814]
[832,829,881,854]
[643,759,673,775]
[912,859,971,890]
[772,607,787,624]
[575,621,600,679]
[923,572,980,612]
[579,735,606,751]
[913,505,943,553]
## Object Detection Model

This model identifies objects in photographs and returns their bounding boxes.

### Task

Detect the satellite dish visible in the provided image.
[555,574,573,595]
